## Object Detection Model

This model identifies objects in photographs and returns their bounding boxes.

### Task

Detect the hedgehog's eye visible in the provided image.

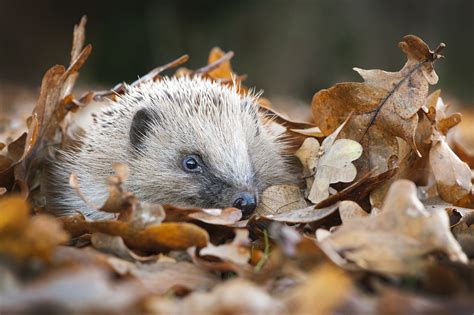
[182,154,203,173]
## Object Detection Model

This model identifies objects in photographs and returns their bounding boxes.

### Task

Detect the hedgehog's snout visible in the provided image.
[232,192,257,218]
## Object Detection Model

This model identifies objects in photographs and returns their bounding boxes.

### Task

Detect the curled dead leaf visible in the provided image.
[264,203,339,224]
[62,217,209,253]
[320,180,467,275]
[429,136,472,204]
[200,229,251,265]
[188,207,242,225]
[290,126,324,137]
[295,117,363,204]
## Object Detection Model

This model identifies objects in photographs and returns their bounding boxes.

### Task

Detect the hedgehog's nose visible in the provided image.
[232,192,257,218]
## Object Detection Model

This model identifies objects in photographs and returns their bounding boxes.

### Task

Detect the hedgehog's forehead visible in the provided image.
[162,99,258,169]
[151,97,258,186]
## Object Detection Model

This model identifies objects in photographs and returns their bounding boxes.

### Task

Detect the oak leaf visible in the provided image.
[320,180,467,276]
[312,35,445,177]
[256,184,307,216]
[295,117,363,203]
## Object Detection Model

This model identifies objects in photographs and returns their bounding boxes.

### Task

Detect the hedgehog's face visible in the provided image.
[125,79,293,218]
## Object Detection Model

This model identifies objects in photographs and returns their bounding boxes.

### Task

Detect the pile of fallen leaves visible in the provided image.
[1,16,474,315]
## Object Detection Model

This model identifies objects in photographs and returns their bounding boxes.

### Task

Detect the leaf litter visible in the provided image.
[0,16,474,314]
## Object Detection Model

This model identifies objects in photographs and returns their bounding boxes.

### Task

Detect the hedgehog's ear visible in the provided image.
[130,108,157,152]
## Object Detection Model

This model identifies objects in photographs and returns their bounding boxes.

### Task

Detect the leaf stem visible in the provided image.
[254,229,270,272]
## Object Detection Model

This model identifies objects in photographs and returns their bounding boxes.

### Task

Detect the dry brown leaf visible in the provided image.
[0,266,146,313]
[452,220,474,258]
[312,35,445,178]
[6,133,26,162]
[295,117,363,203]
[264,203,339,223]
[98,163,134,213]
[452,108,474,168]
[0,196,68,261]
[188,207,242,225]
[127,202,166,228]
[288,263,353,315]
[206,47,234,81]
[315,167,397,209]
[62,215,209,253]
[295,137,319,191]
[369,109,434,208]
[0,155,13,174]
[0,17,92,196]
[320,180,467,275]
[429,135,472,204]
[105,221,209,252]
[200,229,250,265]
[0,195,30,234]
[162,204,242,225]
[422,196,474,218]
[290,126,324,137]
[256,184,307,216]
[90,233,159,262]
[146,278,283,315]
[372,288,474,315]
[107,257,219,295]
[338,200,369,224]
[425,90,462,135]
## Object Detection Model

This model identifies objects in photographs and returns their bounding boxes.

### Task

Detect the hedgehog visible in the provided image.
[45,76,296,220]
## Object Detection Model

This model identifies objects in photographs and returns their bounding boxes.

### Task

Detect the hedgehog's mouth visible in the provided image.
[232,192,257,219]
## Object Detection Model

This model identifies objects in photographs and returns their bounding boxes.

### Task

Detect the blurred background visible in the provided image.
[0,0,472,116]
